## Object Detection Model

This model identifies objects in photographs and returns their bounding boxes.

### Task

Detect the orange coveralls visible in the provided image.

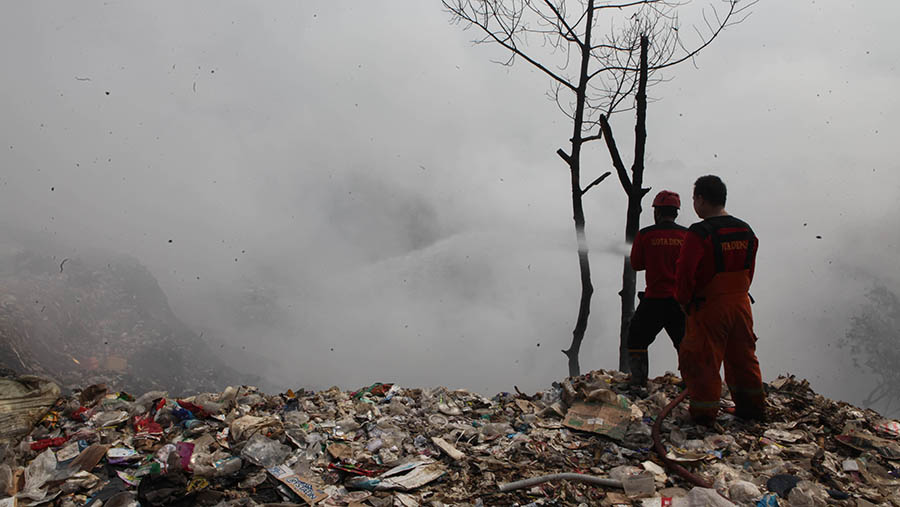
[675,215,765,422]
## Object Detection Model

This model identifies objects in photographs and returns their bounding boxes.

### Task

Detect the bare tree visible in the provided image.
[444,0,754,377]
[840,285,900,416]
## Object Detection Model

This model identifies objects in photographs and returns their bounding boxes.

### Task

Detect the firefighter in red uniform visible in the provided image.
[627,190,688,387]
[676,175,766,424]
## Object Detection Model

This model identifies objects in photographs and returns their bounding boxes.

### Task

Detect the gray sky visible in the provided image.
[1,1,898,409]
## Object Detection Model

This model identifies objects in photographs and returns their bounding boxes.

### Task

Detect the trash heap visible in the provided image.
[1,370,899,506]
[0,251,260,395]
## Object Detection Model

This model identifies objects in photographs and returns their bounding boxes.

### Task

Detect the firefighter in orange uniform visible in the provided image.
[627,190,688,387]
[675,175,765,424]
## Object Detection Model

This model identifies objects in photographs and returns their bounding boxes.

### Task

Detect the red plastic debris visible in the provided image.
[71,406,90,422]
[31,436,69,451]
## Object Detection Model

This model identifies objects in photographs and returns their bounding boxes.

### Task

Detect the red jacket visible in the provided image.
[630,221,688,299]
[675,215,758,305]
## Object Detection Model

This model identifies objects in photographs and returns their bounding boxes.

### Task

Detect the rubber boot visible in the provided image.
[628,352,649,387]
[732,392,767,422]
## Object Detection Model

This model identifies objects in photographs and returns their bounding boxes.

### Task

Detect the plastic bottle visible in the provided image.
[191,450,234,477]
[213,456,242,476]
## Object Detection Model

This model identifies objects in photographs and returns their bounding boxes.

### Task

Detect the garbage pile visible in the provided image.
[1,370,899,506]
[0,251,259,395]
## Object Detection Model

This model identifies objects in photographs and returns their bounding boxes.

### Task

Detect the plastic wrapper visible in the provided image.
[240,434,291,468]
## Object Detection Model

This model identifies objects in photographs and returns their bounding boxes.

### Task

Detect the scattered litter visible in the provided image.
[0,371,896,505]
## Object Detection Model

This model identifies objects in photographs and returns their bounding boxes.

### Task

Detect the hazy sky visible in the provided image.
[1,2,898,410]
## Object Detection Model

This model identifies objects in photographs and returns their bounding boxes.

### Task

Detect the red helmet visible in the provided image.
[652,190,681,209]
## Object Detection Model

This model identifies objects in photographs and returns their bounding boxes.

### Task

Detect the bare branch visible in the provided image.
[598,114,631,192]
[443,0,578,91]
[581,171,612,195]
[541,0,583,47]
[593,0,664,10]
[650,1,746,71]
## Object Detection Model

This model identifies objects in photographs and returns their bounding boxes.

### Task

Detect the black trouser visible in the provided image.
[627,296,685,384]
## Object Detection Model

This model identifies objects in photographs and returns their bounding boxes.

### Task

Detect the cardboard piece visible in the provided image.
[6,468,24,497]
[562,398,632,441]
[327,443,352,461]
[267,465,329,504]
[69,444,109,473]
[514,399,535,413]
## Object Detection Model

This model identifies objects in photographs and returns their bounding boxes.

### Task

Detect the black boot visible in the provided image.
[732,392,767,422]
[628,352,649,387]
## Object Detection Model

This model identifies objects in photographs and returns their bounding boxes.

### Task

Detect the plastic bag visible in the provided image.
[240,434,291,468]
[20,449,58,501]
[728,480,762,504]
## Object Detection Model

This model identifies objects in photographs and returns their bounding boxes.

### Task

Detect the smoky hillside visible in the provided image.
[0,238,265,395]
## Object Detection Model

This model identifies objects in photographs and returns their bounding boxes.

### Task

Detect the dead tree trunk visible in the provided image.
[596,36,650,372]
[618,36,650,372]
[560,0,598,379]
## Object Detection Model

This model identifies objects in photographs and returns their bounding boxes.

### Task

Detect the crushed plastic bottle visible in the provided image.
[212,456,242,476]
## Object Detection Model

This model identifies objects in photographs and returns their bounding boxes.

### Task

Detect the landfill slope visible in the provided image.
[0,251,257,395]
[2,371,899,506]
